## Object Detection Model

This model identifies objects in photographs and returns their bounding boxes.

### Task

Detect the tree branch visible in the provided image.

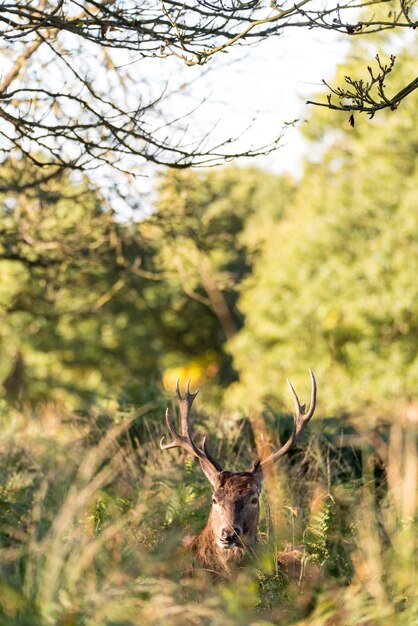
[307,55,418,117]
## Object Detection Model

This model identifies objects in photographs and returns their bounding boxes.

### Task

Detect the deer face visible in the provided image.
[210,472,261,549]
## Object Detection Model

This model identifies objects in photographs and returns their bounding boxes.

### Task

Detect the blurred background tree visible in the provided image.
[149,167,292,387]
[0,157,152,405]
[230,41,418,419]
[0,159,291,407]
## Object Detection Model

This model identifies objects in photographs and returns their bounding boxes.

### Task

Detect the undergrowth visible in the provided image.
[0,399,416,625]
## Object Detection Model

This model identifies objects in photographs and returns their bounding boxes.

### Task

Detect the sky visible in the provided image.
[111,26,348,218]
[187,27,347,175]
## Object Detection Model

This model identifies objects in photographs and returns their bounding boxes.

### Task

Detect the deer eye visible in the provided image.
[212,497,218,505]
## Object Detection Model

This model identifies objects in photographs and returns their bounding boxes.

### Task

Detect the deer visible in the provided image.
[160,370,317,579]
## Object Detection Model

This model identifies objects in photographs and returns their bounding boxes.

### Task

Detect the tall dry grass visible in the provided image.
[0,402,416,625]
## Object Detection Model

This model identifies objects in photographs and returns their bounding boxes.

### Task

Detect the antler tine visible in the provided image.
[202,436,223,472]
[160,407,183,450]
[176,379,182,401]
[186,379,197,397]
[286,378,306,417]
[180,379,199,437]
[307,368,317,417]
[286,368,316,432]
[160,385,198,454]
[260,370,317,470]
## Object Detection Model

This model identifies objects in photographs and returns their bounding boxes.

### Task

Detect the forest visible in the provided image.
[1,3,417,625]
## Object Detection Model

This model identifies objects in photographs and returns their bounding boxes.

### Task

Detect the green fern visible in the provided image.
[304,500,334,566]
[303,497,354,581]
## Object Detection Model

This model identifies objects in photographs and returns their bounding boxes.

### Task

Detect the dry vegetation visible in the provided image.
[0,398,416,626]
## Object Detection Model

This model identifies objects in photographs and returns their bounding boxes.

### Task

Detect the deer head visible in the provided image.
[160,371,316,556]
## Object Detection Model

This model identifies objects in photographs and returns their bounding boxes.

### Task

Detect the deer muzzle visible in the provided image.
[218,525,243,549]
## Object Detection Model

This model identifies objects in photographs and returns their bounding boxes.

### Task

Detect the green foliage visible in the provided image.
[0,580,44,626]
[147,166,292,387]
[0,158,290,410]
[0,158,155,406]
[304,500,336,566]
[304,496,354,581]
[1,39,417,423]
[230,44,418,416]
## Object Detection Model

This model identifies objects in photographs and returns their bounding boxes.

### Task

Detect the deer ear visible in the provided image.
[199,459,221,489]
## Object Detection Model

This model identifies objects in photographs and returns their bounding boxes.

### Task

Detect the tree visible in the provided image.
[0,1,417,177]
[144,166,293,388]
[0,157,152,404]
[0,156,198,406]
[0,156,291,407]
[229,42,418,418]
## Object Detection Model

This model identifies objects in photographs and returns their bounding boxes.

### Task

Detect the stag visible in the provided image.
[160,370,316,577]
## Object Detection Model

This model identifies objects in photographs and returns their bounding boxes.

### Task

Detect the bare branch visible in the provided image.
[308,55,418,118]
[0,1,417,172]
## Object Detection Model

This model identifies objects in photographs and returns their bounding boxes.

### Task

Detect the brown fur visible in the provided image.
[188,525,249,578]
[185,472,259,577]
[277,549,323,584]
[184,474,322,584]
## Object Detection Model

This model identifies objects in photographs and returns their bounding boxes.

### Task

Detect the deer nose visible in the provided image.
[221,526,243,542]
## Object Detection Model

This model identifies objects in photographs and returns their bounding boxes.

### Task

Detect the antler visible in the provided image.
[259,369,317,471]
[160,380,223,476]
